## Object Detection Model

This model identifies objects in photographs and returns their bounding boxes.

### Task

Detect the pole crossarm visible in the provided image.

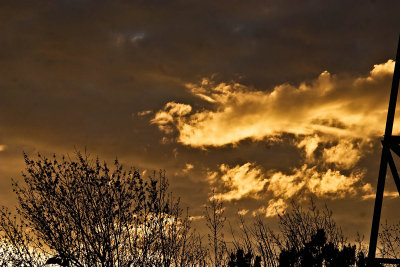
[387,135,400,144]
[386,139,400,157]
[386,150,400,196]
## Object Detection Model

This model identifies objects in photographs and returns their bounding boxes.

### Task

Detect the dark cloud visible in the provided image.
[1,0,400,239]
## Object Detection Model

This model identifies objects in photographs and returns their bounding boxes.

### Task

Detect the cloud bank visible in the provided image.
[209,162,368,200]
[150,60,395,216]
[152,60,394,147]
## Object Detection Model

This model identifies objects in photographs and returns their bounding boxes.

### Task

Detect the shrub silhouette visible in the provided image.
[278,228,356,267]
[228,248,262,267]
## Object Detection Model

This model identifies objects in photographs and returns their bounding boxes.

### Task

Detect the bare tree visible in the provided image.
[251,217,278,267]
[272,199,360,267]
[0,152,202,266]
[274,199,346,254]
[0,152,371,267]
[226,199,356,267]
[378,220,400,260]
[0,207,45,266]
[204,192,227,267]
[228,214,274,267]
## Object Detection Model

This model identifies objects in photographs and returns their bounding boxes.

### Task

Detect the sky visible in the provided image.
[2,0,400,240]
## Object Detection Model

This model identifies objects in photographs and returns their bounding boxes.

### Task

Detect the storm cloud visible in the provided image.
[2,0,400,237]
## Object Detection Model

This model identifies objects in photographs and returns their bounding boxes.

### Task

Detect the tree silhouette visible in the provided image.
[204,192,227,266]
[0,152,202,266]
[378,221,400,260]
[275,199,346,255]
[0,152,384,266]
[0,207,45,266]
[273,200,376,267]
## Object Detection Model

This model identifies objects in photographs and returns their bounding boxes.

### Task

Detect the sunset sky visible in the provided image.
[2,0,400,239]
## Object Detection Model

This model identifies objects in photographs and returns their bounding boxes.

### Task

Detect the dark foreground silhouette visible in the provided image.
[0,152,395,266]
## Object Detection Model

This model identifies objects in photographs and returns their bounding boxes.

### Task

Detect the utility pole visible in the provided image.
[368,35,400,266]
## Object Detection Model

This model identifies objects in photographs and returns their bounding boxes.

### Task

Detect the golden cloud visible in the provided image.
[297,135,320,161]
[208,163,268,201]
[268,164,366,199]
[189,215,204,221]
[137,110,153,117]
[151,102,192,134]
[362,191,399,200]
[238,209,249,216]
[150,60,395,215]
[322,139,361,169]
[210,162,370,203]
[183,163,194,173]
[151,60,394,148]
[252,198,288,218]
